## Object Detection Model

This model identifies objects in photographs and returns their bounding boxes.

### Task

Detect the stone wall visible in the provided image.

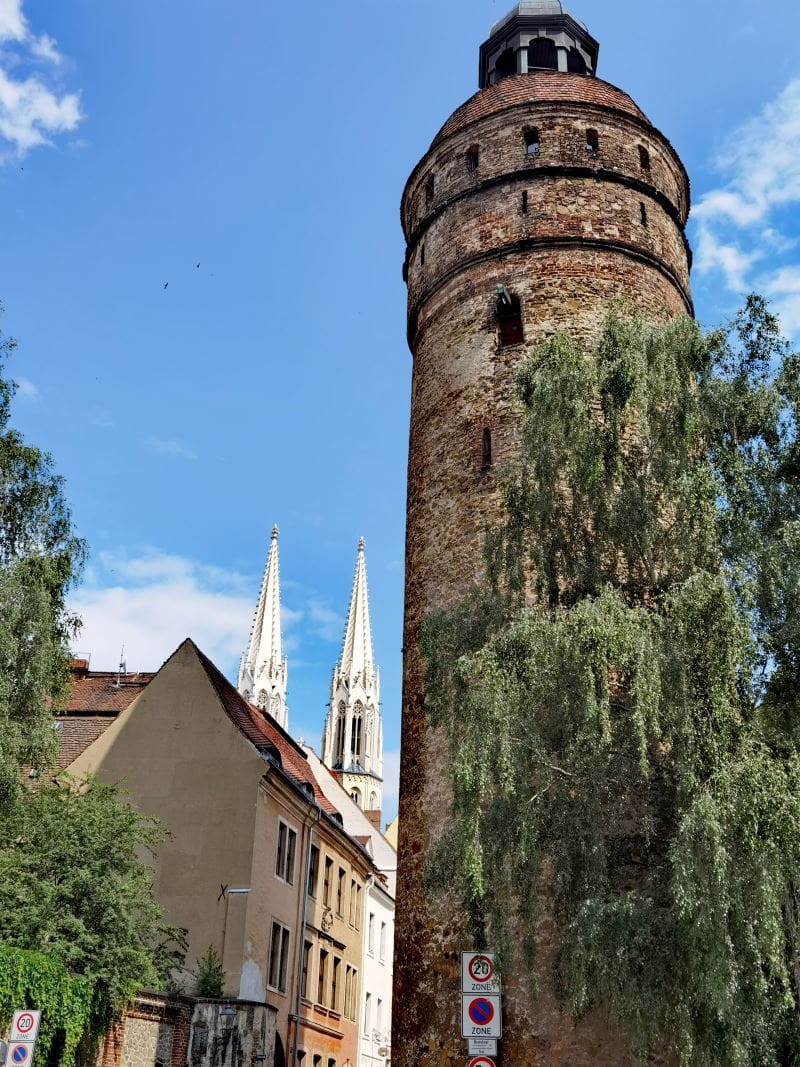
[98,995,277,1067]
[394,70,692,1067]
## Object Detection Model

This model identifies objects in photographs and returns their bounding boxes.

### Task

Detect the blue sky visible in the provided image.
[2,0,800,822]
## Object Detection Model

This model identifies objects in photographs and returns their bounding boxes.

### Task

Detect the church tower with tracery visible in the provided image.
[321,538,383,824]
[237,525,289,729]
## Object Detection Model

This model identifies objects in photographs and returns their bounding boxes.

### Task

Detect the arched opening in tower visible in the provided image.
[497,291,524,347]
[351,702,363,763]
[567,46,587,74]
[494,48,517,80]
[528,37,558,71]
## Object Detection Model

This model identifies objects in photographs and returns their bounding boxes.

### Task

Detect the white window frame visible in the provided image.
[368,912,375,955]
[275,818,298,885]
[379,921,387,962]
[364,991,371,1035]
[267,919,291,994]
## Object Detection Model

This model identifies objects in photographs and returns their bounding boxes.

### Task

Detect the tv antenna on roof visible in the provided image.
[116,645,126,687]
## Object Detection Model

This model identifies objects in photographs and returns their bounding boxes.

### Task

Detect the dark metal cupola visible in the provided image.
[479,0,599,87]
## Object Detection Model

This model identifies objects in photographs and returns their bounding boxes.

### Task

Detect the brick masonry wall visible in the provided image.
[394,71,691,1067]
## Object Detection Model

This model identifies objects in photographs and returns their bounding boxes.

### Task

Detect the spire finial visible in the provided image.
[358,536,365,552]
[271,524,279,540]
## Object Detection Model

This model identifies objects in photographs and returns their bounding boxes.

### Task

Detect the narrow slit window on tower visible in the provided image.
[640,202,648,226]
[420,244,425,266]
[521,190,528,214]
[528,37,557,71]
[497,286,524,347]
[466,145,479,172]
[585,128,599,154]
[524,128,540,156]
[425,174,435,206]
[638,145,651,171]
[481,428,493,471]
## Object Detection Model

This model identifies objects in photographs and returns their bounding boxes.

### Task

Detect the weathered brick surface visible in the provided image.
[394,69,691,1067]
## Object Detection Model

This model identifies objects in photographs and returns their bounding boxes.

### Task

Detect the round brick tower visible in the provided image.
[394,3,692,1065]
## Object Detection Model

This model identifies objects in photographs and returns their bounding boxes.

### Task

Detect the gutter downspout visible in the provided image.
[363,872,375,1066]
[291,802,321,1067]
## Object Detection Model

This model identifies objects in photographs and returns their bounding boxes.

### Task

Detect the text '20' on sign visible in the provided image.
[461,952,501,994]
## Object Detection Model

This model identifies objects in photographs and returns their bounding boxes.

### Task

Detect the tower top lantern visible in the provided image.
[479,1,599,87]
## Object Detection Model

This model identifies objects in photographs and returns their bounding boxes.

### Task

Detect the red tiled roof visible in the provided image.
[432,71,648,147]
[63,671,154,714]
[53,716,116,769]
[194,645,339,818]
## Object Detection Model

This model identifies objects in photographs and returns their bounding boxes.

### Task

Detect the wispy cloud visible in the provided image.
[14,375,38,400]
[692,77,800,333]
[307,600,344,643]
[146,436,197,461]
[0,0,82,159]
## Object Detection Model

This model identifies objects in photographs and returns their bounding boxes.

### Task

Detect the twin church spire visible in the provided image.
[237,530,383,817]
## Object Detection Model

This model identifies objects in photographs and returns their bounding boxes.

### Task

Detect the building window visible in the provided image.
[351,702,363,761]
[495,47,516,80]
[268,921,291,993]
[521,190,528,214]
[328,1060,336,1067]
[528,37,557,71]
[336,867,345,915]
[376,998,383,1032]
[275,821,297,885]
[524,128,540,155]
[350,787,361,807]
[368,913,375,954]
[481,427,493,471]
[344,965,353,1020]
[313,1058,321,1067]
[639,145,651,171]
[380,921,387,962]
[354,883,362,930]
[420,244,425,267]
[257,689,268,709]
[466,145,479,172]
[585,128,599,153]
[317,948,329,1005]
[497,288,524,347]
[333,701,346,767]
[308,845,320,897]
[369,790,377,809]
[567,47,587,74]
[425,174,434,206]
[640,202,648,226]
[331,956,341,1012]
[364,992,372,1035]
[301,940,312,1000]
[296,1054,306,1065]
[349,879,358,925]
[323,856,333,906]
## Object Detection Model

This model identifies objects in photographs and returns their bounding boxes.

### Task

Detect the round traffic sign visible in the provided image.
[11,1045,30,1065]
[468,1057,496,1067]
[16,1014,35,1035]
[467,954,495,984]
[467,998,495,1026]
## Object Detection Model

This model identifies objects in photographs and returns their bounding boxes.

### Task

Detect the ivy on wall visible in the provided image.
[0,946,93,1067]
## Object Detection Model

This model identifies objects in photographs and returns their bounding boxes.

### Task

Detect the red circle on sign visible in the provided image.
[16,1015,35,1035]
[468,1058,496,1067]
[468,998,495,1025]
[468,954,494,983]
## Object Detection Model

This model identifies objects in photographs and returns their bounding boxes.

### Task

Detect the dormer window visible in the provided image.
[524,128,540,156]
[585,129,599,154]
[495,48,517,80]
[567,47,587,74]
[528,37,557,71]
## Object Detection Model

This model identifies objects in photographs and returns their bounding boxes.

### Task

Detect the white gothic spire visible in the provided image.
[237,525,289,729]
[322,538,383,817]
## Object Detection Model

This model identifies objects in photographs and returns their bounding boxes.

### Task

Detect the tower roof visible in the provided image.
[337,538,374,681]
[490,1,587,35]
[245,525,282,672]
[479,1,598,87]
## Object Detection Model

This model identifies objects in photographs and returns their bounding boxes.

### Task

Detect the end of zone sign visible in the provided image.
[461,952,501,994]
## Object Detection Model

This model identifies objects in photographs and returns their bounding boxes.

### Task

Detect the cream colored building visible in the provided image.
[63,639,373,1067]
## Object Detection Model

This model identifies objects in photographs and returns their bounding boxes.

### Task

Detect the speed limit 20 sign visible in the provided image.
[461,952,501,994]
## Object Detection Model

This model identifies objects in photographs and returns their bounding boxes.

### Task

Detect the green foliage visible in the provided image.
[0,945,94,1067]
[0,777,186,1032]
[192,946,225,998]
[424,296,800,1064]
[0,306,85,805]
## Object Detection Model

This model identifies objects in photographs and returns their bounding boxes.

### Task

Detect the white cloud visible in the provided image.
[0,0,27,43]
[307,599,344,643]
[146,436,198,461]
[0,1,81,159]
[692,77,800,333]
[71,549,256,673]
[14,375,38,400]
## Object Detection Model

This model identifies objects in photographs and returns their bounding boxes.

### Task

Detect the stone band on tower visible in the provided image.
[395,3,691,1064]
